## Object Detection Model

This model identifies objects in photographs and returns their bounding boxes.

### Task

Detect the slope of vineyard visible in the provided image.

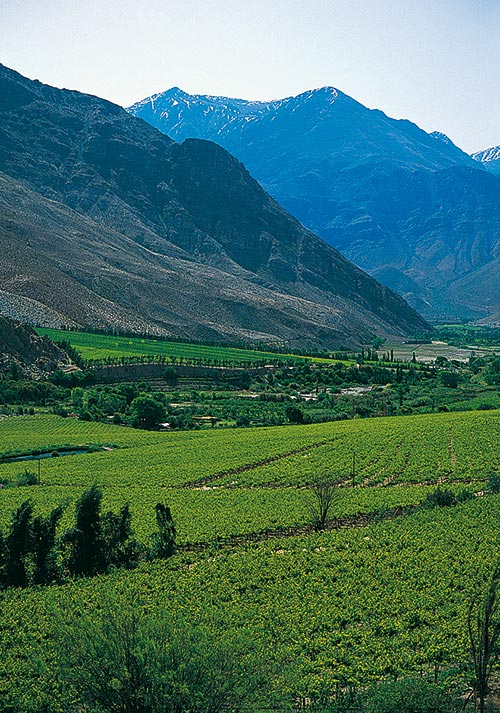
[0,409,499,707]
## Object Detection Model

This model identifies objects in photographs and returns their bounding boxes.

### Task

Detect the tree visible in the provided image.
[4,500,33,587]
[150,503,176,558]
[286,405,304,424]
[468,562,500,713]
[102,503,141,569]
[32,505,64,585]
[308,477,338,530]
[63,485,106,577]
[130,394,166,430]
[440,371,459,388]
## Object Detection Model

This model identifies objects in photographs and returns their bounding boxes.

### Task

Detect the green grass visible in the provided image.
[37,328,344,365]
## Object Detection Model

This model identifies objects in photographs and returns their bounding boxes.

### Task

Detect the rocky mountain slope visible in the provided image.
[0,315,69,377]
[0,65,429,348]
[472,146,500,175]
[129,87,500,322]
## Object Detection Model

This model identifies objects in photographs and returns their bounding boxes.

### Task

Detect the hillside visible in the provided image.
[129,86,500,322]
[0,315,69,377]
[0,65,429,348]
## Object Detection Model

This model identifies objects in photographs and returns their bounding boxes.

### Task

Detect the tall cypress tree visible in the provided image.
[152,503,176,558]
[32,505,64,584]
[5,500,33,587]
[64,485,105,577]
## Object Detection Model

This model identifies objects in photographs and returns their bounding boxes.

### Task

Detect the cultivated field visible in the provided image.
[1,410,500,706]
[37,328,340,365]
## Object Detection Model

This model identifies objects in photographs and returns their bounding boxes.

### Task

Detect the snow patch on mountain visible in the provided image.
[472,145,500,163]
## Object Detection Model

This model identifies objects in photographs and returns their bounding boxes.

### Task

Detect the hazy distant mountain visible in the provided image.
[472,146,500,175]
[0,65,429,348]
[129,86,500,323]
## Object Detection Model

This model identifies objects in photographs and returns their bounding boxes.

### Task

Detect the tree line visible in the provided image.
[0,485,175,589]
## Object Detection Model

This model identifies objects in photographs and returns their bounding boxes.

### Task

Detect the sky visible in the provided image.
[1,0,499,153]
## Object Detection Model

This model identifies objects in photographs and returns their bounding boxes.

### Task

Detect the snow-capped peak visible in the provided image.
[472,145,500,163]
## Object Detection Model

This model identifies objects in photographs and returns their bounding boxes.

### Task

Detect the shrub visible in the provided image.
[488,473,500,493]
[16,470,38,487]
[424,486,456,508]
[363,678,461,713]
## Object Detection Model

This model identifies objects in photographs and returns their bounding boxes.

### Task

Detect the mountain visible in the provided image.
[0,65,429,349]
[472,146,500,175]
[0,315,69,377]
[129,87,500,323]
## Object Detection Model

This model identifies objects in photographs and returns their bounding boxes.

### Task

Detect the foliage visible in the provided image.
[487,473,500,493]
[101,503,142,569]
[308,477,338,529]
[16,470,38,487]
[63,484,106,577]
[4,500,34,587]
[150,503,176,558]
[424,486,458,508]
[362,678,461,712]
[468,562,500,713]
[130,394,166,430]
[47,598,273,713]
[31,505,64,585]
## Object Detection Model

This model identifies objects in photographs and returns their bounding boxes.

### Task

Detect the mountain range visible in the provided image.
[0,65,429,349]
[128,87,500,323]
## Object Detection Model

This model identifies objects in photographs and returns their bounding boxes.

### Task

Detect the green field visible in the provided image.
[37,328,341,365]
[1,410,500,707]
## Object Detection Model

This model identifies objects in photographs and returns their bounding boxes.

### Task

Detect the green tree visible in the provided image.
[468,562,500,713]
[32,505,64,585]
[101,503,141,569]
[150,503,176,559]
[4,500,34,588]
[63,485,105,577]
[286,405,305,424]
[130,394,166,430]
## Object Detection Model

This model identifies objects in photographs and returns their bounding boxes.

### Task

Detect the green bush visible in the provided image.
[424,486,456,508]
[363,678,461,713]
[488,473,500,493]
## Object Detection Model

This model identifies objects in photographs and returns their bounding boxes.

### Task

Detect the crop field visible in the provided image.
[1,409,500,707]
[37,327,340,365]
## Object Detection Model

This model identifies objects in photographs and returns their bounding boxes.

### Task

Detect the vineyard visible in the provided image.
[37,328,340,366]
[1,409,500,707]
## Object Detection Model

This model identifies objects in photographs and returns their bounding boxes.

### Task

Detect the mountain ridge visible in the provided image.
[128,85,500,322]
[0,64,429,348]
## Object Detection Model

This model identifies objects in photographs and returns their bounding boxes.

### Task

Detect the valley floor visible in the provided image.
[1,411,500,708]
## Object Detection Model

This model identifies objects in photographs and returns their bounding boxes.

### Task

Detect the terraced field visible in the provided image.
[1,409,500,708]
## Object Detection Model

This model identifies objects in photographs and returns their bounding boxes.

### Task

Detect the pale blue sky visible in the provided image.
[1,0,499,152]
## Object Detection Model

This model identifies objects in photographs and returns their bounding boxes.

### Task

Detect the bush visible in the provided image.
[424,486,456,508]
[488,473,500,493]
[16,470,38,487]
[46,598,273,713]
[363,678,461,713]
